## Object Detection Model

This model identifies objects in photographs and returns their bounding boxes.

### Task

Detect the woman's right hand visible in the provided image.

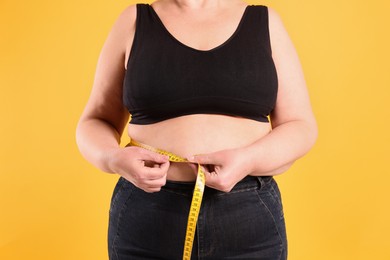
[106,146,170,193]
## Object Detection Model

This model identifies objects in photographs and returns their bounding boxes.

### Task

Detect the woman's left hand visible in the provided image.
[187,148,252,192]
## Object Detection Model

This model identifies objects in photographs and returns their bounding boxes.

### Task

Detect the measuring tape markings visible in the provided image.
[127,139,206,260]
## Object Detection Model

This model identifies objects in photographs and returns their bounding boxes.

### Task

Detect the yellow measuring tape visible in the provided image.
[127,139,206,260]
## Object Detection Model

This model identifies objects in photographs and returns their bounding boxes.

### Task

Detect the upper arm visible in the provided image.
[268,7,316,128]
[79,5,137,134]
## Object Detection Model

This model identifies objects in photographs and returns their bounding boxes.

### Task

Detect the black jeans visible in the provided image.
[108,175,287,259]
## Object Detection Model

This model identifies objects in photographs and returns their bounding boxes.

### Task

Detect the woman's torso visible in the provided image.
[128,115,271,181]
[123,1,275,181]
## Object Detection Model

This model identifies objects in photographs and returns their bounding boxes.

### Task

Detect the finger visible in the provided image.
[203,168,217,183]
[146,175,167,187]
[199,165,218,186]
[199,165,232,192]
[135,147,169,163]
[142,175,167,192]
[204,173,234,193]
[139,162,170,179]
[143,186,163,193]
[187,152,221,165]
[133,171,166,189]
[203,174,220,191]
[139,182,163,193]
[159,161,170,172]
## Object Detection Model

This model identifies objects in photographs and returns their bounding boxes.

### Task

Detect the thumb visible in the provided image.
[187,152,221,165]
[137,148,169,163]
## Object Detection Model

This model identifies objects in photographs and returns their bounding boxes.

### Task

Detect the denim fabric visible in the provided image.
[108,175,287,260]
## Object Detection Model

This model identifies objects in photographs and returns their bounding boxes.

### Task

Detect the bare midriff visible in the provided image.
[127,114,271,181]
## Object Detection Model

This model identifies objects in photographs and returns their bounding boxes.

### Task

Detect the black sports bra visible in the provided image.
[123,4,278,125]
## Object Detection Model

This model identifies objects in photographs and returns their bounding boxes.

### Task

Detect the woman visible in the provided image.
[76,0,317,259]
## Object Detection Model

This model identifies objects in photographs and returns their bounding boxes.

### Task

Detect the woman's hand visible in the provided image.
[187,148,252,192]
[106,146,170,193]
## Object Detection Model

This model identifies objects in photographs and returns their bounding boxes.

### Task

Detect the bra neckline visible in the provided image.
[147,4,250,53]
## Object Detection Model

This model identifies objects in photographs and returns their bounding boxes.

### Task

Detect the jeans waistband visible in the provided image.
[162,176,273,196]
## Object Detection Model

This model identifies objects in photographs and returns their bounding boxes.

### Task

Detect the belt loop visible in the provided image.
[256,176,265,190]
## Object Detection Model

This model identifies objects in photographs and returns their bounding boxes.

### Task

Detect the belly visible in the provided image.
[127,114,272,181]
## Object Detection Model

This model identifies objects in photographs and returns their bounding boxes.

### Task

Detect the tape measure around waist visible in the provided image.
[127,139,205,260]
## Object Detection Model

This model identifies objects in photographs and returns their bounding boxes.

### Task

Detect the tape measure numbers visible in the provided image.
[127,139,206,260]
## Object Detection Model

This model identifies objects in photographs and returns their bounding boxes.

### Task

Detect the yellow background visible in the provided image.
[1,0,389,259]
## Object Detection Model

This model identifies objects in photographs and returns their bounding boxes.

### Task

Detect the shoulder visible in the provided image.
[112,4,137,33]
[248,5,289,51]
[265,7,290,39]
[108,4,138,37]
[103,5,137,53]
[121,4,138,18]
[249,5,285,30]
[263,6,292,52]
[266,6,286,32]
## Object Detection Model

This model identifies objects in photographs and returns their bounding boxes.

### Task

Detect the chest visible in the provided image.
[151,10,246,52]
[121,4,278,124]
